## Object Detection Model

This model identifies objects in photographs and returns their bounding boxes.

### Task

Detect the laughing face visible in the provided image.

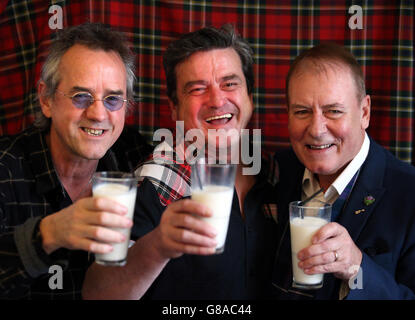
[287,62,370,185]
[39,44,127,161]
[170,48,254,149]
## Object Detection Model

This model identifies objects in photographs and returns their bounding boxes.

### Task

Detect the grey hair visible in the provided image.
[34,22,136,130]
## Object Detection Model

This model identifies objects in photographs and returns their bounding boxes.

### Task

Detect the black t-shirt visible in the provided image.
[131,175,278,300]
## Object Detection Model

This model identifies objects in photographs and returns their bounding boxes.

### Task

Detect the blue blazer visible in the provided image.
[271,138,415,299]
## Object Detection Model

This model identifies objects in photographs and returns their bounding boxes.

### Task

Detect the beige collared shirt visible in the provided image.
[301,132,370,204]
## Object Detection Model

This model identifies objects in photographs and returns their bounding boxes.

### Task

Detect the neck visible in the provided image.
[317,175,334,192]
[46,133,99,201]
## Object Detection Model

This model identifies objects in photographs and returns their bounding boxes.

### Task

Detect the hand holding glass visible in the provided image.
[190,160,237,254]
[92,172,137,266]
[289,200,331,289]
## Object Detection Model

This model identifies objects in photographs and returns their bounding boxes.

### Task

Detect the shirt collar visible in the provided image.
[302,132,370,203]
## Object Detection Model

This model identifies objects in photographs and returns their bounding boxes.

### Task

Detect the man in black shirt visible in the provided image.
[0,23,151,299]
[83,25,279,300]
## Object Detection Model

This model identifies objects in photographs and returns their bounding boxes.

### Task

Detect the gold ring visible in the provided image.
[334,250,339,262]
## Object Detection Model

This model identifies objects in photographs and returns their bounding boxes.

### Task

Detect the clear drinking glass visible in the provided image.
[190,158,237,254]
[289,200,332,289]
[92,171,137,266]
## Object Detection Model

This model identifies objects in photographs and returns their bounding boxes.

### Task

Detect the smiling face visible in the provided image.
[287,62,370,185]
[39,44,127,162]
[170,48,254,149]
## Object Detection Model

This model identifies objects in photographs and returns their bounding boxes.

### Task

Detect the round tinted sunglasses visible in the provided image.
[56,90,127,111]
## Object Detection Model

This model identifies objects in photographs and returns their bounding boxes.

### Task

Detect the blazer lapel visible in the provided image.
[338,141,386,242]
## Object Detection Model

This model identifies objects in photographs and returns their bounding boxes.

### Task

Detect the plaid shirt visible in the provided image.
[134,141,191,206]
[0,125,152,299]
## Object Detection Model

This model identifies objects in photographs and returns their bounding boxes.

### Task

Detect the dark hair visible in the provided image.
[163,24,254,105]
[35,22,135,129]
[285,42,366,105]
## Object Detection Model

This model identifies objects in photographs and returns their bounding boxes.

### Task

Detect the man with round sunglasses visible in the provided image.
[0,23,151,299]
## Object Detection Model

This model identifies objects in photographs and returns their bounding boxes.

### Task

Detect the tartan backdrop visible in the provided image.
[0,1,413,164]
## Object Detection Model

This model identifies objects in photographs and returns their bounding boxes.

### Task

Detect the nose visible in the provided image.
[84,100,108,122]
[307,111,327,138]
[207,86,226,107]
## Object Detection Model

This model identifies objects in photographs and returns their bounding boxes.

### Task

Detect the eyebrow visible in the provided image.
[290,104,310,109]
[69,86,124,96]
[290,103,344,109]
[183,74,243,92]
[221,74,242,83]
[322,103,344,109]
[183,80,207,92]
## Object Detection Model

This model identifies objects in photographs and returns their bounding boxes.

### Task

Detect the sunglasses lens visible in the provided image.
[103,96,124,111]
[72,93,93,109]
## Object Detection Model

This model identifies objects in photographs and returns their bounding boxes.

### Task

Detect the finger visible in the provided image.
[85,225,127,244]
[312,222,342,244]
[298,237,339,259]
[165,240,217,256]
[303,261,340,275]
[182,244,217,255]
[299,250,338,270]
[84,197,129,215]
[173,213,217,237]
[64,235,115,253]
[87,211,133,229]
[170,199,213,218]
[167,226,217,248]
[84,239,114,254]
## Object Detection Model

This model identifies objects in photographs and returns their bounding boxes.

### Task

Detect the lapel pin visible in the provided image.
[355,209,365,215]
[364,195,375,206]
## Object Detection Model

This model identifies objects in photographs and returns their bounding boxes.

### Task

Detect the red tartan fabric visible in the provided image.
[0,1,413,164]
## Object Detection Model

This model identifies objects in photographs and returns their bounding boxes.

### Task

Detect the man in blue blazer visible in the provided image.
[271,43,415,299]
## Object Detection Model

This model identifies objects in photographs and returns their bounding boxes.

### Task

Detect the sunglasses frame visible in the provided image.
[55,89,128,111]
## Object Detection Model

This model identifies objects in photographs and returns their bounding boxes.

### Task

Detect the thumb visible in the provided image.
[311,222,336,244]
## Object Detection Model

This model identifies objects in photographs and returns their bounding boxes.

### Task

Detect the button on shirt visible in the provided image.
[302,133,370,205]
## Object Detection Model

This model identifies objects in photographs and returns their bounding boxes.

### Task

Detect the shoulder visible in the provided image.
[110,125,154,171]
[0,127,44,196]
[384,151,415,185]
[134,141,191,206]
[369,140,415,187]
[272,148,302,169]
[0,127,42,164]
[271,148,304,182]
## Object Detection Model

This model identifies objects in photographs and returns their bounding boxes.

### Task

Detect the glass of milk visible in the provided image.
[289,200,332,289]
[92,171,138,266]
[190,158,237,254]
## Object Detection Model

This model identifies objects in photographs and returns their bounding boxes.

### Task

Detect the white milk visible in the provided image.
[191,185,234,251]
[290,216,328,285]
[93,183,137,263]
